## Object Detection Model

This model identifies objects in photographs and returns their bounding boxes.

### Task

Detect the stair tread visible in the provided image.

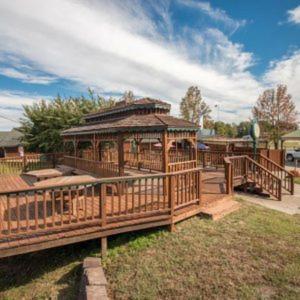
[201,200,240,214]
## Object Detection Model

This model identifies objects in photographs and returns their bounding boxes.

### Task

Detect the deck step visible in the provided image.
[200,199,240,221]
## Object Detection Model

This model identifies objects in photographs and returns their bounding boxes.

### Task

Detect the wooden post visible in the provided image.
[291,176,294,195]
[278,180,282,201]
[225,162,232,194]
[168,175,175,232]
[118,134,124,176]
[198,170,202,206]
[100,183,107,257]
[162,130,168,173]
[74,137,77,169]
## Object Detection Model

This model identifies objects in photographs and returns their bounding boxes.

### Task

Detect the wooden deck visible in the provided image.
[0,169,229,258]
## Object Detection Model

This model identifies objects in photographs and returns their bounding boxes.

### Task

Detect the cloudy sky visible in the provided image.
[0,0,299,130]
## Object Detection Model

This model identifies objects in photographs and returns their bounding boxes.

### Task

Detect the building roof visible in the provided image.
[0,130,22,147]
[281,129,300,140]
[62,114,198,135]
[85,98,171,120]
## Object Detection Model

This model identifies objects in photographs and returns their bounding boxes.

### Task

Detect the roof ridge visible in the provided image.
[154,114,168,126]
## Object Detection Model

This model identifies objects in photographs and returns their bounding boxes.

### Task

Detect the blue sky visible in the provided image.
[0,0,299,130]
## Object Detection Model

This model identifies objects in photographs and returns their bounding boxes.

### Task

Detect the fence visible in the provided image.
[0,153,63,175]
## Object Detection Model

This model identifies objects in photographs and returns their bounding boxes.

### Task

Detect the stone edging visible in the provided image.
[78,257,109,300]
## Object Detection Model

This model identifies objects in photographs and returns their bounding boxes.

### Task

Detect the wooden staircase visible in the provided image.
[224,155,294,201]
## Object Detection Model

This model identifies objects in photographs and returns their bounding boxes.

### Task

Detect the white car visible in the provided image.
[286,148,300,161]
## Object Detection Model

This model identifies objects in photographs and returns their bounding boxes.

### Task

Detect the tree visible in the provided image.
[18,91,115,153]
[252,84,298,148]
[237,121,251,137]
[180,86,211,125]
[121,90,135,103]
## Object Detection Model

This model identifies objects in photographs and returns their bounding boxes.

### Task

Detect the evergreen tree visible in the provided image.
[18,91,115,153]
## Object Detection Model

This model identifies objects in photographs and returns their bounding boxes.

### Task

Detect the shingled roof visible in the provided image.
[84,98,171,120]
[62,114,198,135]
[0,130,22,147]
[281,129,300,140]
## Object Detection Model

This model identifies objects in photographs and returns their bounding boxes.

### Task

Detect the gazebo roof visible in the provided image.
[84,98,171,121]
[62,113,198,136]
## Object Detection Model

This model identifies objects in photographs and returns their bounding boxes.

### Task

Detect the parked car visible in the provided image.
[242,135,253,141]
[197,143,210,150]
[286,148,300,161]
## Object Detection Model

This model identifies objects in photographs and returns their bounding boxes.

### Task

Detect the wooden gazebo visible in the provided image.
[62,98,199,177]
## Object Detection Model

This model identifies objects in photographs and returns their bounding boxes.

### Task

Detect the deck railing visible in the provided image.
[168,160,197,172]
[197,150,256,168]
[224,155,283,200]
[0,153,63,175]
[0,168,202,239]
[258,154,294,195]
[63,156,119,177]
[124,151,163,171]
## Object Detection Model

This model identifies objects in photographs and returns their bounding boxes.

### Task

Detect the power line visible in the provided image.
[0,113,21,124]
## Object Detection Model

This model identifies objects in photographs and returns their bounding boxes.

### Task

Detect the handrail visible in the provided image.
[0,167,202,195]
[258,154,294,194]
[224,155,283,200]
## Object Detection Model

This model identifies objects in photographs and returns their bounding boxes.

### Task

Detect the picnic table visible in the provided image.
[34,175,98,216]
[24,165,75,182]
[25,168,64,181]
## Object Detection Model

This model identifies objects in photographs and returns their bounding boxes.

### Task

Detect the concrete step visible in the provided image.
[200,199,240,221]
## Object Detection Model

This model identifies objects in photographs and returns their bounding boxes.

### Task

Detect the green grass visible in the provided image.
[0,202,299,299]
[295,177,300,185]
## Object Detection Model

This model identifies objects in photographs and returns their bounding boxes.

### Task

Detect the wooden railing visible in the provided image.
[0,168,202,239]
[197,150,256,168]
[63,156,119,178]
[258,154,294,195]
[0,153,63,175]
[124,151,163,171]
[168,160,197,172]
[224,155,283,200]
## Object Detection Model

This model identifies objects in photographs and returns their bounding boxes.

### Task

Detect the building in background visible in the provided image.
[0,130,23,158]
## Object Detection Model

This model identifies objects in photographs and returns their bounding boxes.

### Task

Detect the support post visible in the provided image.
[100,183,107,257]
[117,134,125,176]
[168,175,175,232]
[162,130,168,173]
[101,237,107,257]
[198,170,202,206]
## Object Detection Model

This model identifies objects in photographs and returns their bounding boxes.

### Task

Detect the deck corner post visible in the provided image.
[101,237,107,257]
[168,175,175,232]
[278,180,282,201]
[100,183,107,227]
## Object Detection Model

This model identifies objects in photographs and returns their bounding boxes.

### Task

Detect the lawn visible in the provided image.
[0,201,299,299]
[295,177,300,185]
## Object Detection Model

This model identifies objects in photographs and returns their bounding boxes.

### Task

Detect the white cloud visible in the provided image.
[178,0,246,33]
[0,91,41,130]
[0,67,56,84]
[287,5,300,24]
[264,50,300,114]
[0,0,264,128]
